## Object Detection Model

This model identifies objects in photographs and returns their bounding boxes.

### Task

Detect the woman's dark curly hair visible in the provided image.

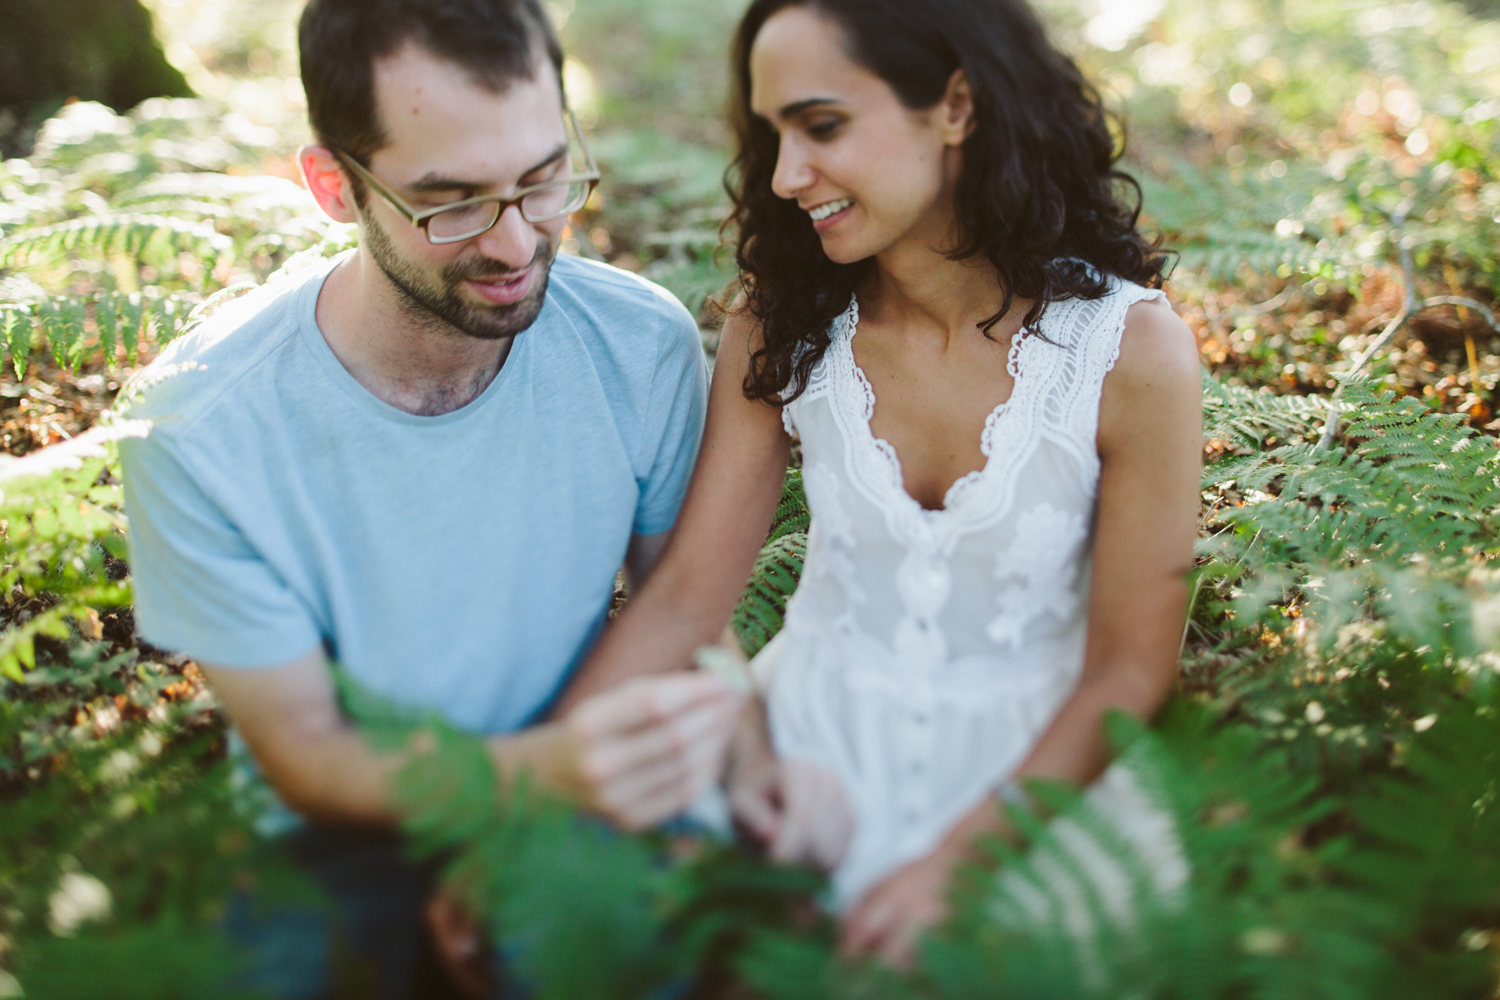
[727,0,1169,402]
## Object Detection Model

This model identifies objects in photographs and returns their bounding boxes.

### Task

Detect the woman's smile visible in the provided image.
[808,197,855,230]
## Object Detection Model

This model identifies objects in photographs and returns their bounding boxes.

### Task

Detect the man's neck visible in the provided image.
[314,251,513,417]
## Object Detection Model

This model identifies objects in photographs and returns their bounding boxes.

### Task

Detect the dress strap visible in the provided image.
[779,296,858,442]
[1033,278,1170,478]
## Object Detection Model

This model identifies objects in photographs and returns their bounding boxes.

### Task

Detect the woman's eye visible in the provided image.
[806,119,842,141]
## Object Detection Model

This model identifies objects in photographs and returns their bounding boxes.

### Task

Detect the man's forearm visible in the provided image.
[206,654,738,835]
[254,716,580,826]
[259,723,408,826]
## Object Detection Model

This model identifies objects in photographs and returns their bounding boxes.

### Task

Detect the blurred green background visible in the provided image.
[7,3,1500,995]
[13,0,1500,396]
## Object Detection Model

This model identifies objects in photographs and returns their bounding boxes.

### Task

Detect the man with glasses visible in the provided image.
[118,0,737,994]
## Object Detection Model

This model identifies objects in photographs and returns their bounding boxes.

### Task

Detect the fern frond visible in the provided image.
[1202,373,1333,451]
[767,469,809,543]
[729,470,812,657]
[0,213,232,270]
[0,306,31,379]
[732,532,805,658]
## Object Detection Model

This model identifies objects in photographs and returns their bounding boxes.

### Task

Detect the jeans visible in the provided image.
[222,824,475,1000]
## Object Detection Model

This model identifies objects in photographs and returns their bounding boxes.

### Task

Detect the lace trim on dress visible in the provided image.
[805,278,1165,554]
[1063,284,1169,479]
[825,294,1051,550]
[826,298,932,538]
[976,334,1027,460]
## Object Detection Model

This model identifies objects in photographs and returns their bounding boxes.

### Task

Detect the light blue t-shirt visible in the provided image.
[120,251,708,733]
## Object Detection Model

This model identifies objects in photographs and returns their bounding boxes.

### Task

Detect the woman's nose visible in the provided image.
[771,135,815,201]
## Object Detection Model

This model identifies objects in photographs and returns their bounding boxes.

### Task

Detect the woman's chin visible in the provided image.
[817,234,877,266]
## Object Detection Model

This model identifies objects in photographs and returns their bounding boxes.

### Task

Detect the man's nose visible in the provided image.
[473,203,538,269]
[771,136,815,202]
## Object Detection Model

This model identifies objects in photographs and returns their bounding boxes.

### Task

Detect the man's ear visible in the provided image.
[299,145,359,224]
[939,69,977,146]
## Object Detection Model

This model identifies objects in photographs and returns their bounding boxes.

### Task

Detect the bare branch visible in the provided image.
[1232,285,1297,320]
[1317,208,1420,451]
[1423,295,1500,337]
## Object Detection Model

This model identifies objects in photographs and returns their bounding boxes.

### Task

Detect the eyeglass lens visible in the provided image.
[425,180,593,242]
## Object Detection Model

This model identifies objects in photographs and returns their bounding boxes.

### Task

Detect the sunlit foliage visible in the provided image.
[5,1,1500,997]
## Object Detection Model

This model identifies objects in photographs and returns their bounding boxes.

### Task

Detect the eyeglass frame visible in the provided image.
[332,106,602,245]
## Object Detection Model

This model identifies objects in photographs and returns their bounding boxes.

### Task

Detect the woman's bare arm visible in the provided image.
[557,308,792,712]
[1009,296,1201,788]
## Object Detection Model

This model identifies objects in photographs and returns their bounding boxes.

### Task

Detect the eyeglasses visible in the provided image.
[333,107,602,245]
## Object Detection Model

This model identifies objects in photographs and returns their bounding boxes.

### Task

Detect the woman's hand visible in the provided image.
[724,700,784,841]
[726,704,854,868]
[771,757,854,868]
[840,796,1013,967]
[838,840,960,967]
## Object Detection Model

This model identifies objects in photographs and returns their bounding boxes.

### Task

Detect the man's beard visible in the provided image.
[363,210,556,341]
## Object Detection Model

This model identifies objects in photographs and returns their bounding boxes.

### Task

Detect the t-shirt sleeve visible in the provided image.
[632,298,709,536]
[120,432,322,668]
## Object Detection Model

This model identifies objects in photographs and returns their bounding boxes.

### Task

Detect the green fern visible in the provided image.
[1200,371,1500,653]
[731,469,810,658]
[0,213,232,273]
[1202,372,1335,452]
[766,468,809,542]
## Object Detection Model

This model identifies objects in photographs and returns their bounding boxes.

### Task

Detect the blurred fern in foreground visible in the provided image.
[4,361,1500,996]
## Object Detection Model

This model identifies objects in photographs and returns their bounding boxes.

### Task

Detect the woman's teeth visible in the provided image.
[808,198,852,222]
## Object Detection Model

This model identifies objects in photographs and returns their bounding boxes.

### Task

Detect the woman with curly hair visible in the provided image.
[566,0,1202,963]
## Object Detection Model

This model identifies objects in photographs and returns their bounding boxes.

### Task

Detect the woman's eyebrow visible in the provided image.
[776,97,841,120]
[405,143,569,194]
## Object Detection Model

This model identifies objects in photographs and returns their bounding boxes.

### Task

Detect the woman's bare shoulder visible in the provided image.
[1097,295,1201,454]
[1109,296,1200,398]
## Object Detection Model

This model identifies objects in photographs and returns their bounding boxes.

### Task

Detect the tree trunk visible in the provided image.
[0,0,192,157]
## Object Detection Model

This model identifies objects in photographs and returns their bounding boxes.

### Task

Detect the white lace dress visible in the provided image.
[753,277,1185,910]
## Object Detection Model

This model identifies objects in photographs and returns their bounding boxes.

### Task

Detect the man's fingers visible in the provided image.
[570,673,737,739]
[612,779,715,831]
[602,753,719,829]
[594,725,729,828]
[577,696,738,788]
[562,673,745,829]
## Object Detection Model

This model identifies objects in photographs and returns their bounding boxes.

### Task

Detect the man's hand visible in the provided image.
[425,889,491,999]
[520,673,743,830]
[208,651,739,831]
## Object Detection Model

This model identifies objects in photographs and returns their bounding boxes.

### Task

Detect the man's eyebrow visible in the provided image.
[405,143,570,194]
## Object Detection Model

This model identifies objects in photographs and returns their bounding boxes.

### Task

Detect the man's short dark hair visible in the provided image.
[299,0,564,173]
